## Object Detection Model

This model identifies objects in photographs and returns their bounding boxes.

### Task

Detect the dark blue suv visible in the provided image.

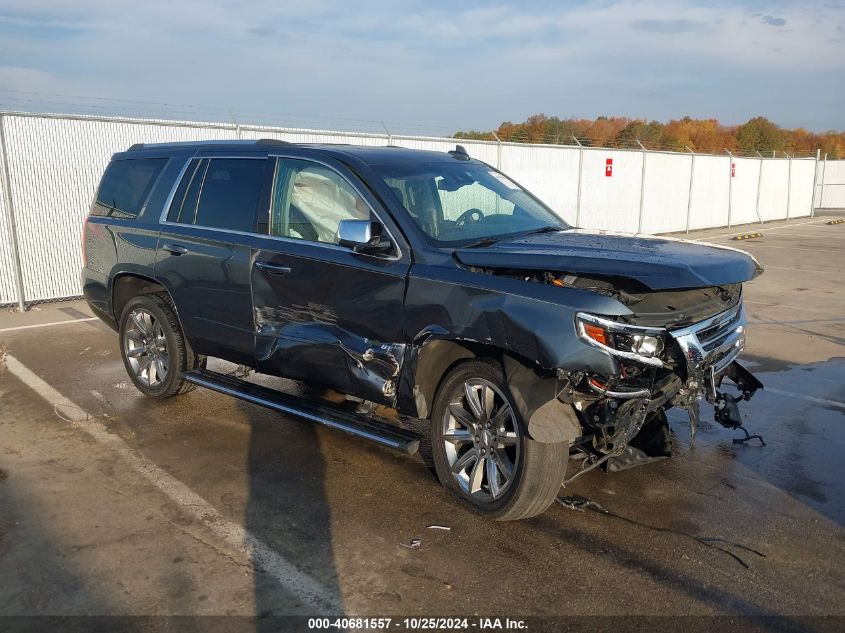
[82,139,763,520]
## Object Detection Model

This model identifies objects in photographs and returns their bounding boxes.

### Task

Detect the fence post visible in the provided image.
[785,153,792,219]
[492,132,502,170]
[810,149,820,217]
[381,122,392,146]
[754,151,764,224]
[0,114,27,311]
[818,153,828,210]
[725,149,733,227]
[636,140,646,233]
[573,136,583,227]
[685,145,695,233]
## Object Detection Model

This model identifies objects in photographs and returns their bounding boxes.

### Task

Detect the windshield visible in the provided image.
[372,160,568,246]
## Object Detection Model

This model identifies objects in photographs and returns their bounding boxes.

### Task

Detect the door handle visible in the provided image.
[162,243,188,256]
[255,261,292,276]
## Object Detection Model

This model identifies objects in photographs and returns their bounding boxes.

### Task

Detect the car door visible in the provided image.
[155,155,272,365]
[250,155,411,404]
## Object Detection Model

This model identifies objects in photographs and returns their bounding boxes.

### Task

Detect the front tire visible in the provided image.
[118,294,202,398]
[431,359,569,520]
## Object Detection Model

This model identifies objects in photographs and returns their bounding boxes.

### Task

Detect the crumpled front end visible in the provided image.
[559,300,763,474]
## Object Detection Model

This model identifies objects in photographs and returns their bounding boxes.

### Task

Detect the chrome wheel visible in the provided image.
[442,379,520,501]
[123,308,169,388]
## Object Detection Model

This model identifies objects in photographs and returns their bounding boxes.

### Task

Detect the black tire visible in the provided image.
[431,359,568,520]
[118,293,203,398]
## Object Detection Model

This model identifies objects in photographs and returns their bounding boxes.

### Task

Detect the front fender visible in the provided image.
[403,264,628,375]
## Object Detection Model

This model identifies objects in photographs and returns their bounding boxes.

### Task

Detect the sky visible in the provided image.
[0,0,842,135]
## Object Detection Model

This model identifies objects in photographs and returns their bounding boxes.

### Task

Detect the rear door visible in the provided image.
[155,155,272,364]
[250,155,411,403]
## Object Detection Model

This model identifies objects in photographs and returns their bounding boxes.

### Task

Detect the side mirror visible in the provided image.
[337,219,391,254]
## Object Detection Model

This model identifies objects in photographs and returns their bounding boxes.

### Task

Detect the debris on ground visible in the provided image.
[400,538,422,549]
[556,493,765,568]
[557,495,609,513]
[426,525,451,531]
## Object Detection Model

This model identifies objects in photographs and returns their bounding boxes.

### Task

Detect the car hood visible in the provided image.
[453,229,763,290]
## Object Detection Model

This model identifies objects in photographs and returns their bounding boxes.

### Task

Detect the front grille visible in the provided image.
[670,304,746,375]
[697,307,743,353]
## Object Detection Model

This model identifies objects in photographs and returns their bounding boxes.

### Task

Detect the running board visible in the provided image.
[183,369,420,455]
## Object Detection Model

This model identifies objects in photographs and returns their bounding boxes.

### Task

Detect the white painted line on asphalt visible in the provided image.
[714,244,829,252]
[765,386,845,411]
[691,218,828,241]
[0,317,98,333]
[762,265,837,275]
[744,300,841,314]
[2,354,340,612]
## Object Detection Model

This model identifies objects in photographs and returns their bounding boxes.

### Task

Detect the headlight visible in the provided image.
[576,313,667,367]
[627,333,664,358]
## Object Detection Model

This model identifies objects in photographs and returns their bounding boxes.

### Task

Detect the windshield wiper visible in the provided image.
[465,236,503,249]
[522,225,563,237]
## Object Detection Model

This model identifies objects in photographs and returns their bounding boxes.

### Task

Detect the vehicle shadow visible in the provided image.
[237,394,346,627]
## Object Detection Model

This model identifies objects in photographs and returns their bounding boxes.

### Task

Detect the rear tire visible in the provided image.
[431,359,568,520]
[118,294,203,398]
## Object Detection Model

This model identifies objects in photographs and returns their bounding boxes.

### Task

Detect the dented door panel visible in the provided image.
[250,235,410,404]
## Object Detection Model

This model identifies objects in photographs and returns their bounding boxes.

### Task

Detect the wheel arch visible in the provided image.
[403,336,548,419]
[111,273,179,328]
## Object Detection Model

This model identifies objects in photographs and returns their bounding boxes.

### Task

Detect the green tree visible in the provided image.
[736,117,784,154]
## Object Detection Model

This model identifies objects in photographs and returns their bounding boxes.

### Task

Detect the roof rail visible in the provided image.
[255,138,293,147]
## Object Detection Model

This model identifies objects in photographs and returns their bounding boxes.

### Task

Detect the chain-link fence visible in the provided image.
[0,111,831,309]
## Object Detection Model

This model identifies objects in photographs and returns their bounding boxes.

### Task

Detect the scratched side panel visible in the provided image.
[403,263,631,374]
[251,238,409,404]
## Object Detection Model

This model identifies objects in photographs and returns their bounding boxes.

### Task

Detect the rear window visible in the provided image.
[91,158,168,218]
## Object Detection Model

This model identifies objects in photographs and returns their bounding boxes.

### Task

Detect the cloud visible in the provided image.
[0,1,841,132]
[762,15,787,27]
[631,18,714,34]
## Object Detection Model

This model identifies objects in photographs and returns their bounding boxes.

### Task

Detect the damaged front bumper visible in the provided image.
[563,302,763,470]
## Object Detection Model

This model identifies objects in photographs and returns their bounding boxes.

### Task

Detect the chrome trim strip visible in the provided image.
[158,154,405,262]
[670,302,747,402]
[158,158,193,224]
[576,312,667,336]
[587,381,651,399]
[671,304,742,340]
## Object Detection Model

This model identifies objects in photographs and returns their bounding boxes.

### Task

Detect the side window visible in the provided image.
[270,159,371,244]
[193,158,267,232]
[91,158,168,218]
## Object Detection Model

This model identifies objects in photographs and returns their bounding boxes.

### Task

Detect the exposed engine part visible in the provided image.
[582,397,651,456]
[605,410,672,472]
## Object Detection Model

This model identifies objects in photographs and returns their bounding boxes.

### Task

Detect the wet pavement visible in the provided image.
[0,216,843,620]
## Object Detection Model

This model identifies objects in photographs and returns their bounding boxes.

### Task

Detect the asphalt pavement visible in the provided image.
[1,216,843,627]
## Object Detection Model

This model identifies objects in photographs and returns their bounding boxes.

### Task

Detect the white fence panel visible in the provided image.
[687,155,730,230]
[499,144,579,223]
[0,142,18,304]
[3,115,240,302]
[818,160,845,208]
[788,159,815,218]
[730,157,761,226]
[578,148,642,233]
[0,112,827,306]
[640,152,693,234]
[758,159,789,221]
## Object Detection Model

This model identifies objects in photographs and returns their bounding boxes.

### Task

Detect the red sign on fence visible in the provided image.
[731,162,736,177]
[605,158,613,177]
